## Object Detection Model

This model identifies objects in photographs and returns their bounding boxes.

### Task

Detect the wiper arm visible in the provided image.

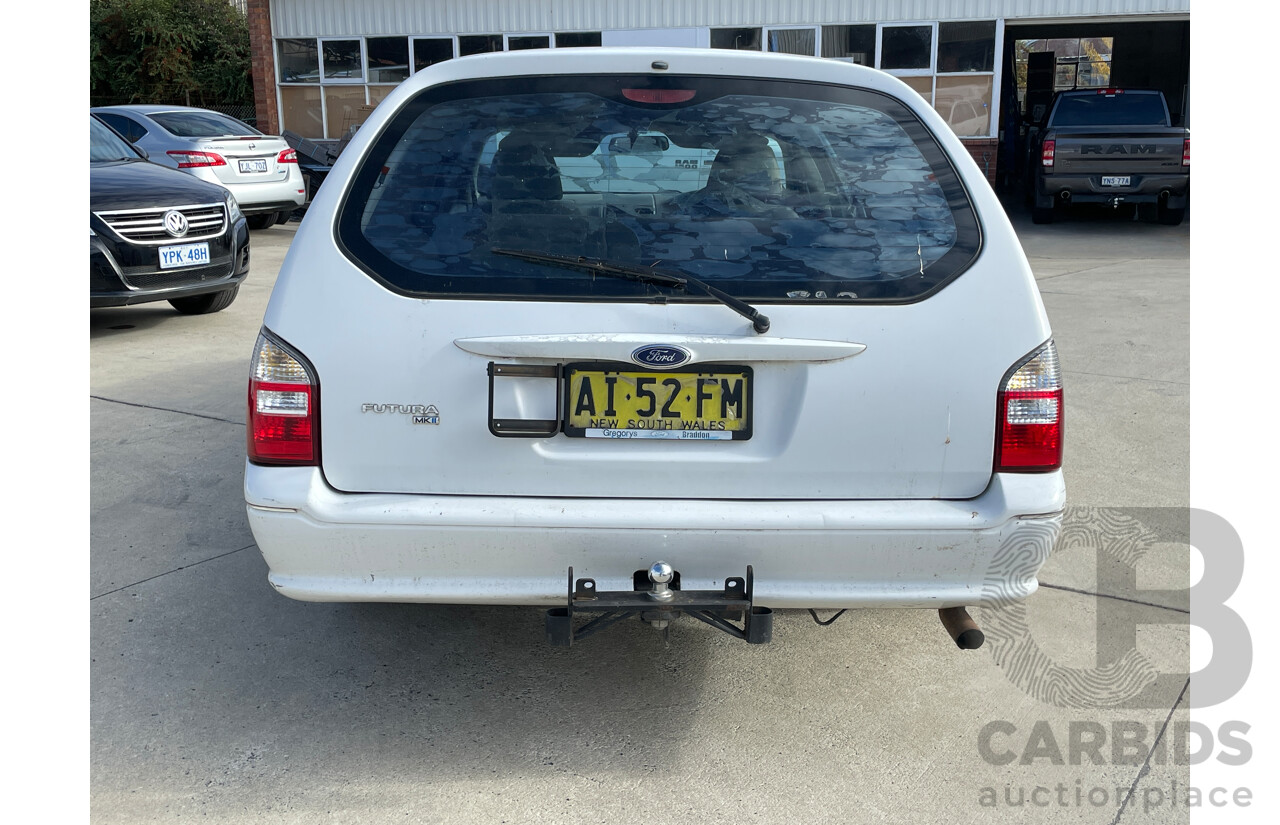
[492,248,770,334]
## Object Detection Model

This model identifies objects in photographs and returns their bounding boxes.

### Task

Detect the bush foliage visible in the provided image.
[90,0,252,105]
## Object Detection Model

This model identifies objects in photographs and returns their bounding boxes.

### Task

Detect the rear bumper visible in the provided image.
[193,170,306,214]
[245,464,1065,608]
[1034,172,1189,208]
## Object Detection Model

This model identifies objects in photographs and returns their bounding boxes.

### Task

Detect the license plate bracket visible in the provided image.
[562,362,753,441]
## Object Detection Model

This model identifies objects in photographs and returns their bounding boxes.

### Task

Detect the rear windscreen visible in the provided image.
[1050,93,1169,127]
[337,75,980,303]
[150,111,261,138]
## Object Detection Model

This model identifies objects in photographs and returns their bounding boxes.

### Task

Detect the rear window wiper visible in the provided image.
[491,248,770,334]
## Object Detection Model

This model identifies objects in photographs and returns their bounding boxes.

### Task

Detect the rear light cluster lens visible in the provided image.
[277,148,298,164]
[248,332,317,465]
[167,150,227,168]
[1041,139,1056,168]
[1182,138,1190,167]
[995,340,1063,472]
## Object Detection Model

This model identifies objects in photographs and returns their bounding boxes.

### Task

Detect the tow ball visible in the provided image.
[545,562,773,646]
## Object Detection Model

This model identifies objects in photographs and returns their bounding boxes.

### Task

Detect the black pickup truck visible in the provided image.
[1024,88,1189,225]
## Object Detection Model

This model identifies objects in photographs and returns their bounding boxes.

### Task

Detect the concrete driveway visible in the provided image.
[91,204,1190,824]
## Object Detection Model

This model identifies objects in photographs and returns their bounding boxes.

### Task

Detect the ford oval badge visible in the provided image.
[632,344,691,369]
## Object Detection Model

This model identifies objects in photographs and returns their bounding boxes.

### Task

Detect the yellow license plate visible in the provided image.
[563,364,752,440]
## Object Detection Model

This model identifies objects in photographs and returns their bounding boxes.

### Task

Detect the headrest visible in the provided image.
[491,135,563,201]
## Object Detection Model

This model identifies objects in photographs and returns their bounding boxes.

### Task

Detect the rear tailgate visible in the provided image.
[1049,126,1187,176]
[265,57,1054,502]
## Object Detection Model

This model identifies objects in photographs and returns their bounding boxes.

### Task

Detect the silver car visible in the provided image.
[90,105,307,229]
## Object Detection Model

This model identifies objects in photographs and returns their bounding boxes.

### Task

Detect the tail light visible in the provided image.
[248,332,317,465]
[995,340,1062,472]
[166,150,227,168]
[1182,138,1190,167]
[1041,140,1056,168]
[277,148,298,164]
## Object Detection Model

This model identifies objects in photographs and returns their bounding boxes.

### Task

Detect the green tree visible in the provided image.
[90,0,252,106]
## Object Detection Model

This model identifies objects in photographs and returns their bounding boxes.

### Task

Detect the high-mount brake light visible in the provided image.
[1183,138,1190,167]
[248,333,318,465]
[166,150,227,168]
[1097,88,1124,95]
[1041,140,1056,168]
[277,148,298,164]
[622,89,697,104]
[995,340,1063,472]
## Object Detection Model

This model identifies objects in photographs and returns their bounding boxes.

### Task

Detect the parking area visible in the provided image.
[91,203,1189,824]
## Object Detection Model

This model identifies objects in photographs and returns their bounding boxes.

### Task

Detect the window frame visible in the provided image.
[876,22,937,78]
[365,35,412,86]
[319,37,367,84]
[411,36,457,74]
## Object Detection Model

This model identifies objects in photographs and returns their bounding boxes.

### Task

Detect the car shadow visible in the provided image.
[90,305,195,337]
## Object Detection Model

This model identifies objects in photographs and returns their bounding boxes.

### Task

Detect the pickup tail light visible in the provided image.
[167,150,227,168]
[995,340,1063,472]
[277,148,298,164]
[1041,139,1055,168]
[1182,138,1190,167]
[248,332,318,465]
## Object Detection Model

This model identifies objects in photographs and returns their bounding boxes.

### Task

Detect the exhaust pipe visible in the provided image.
[1059,190,1072,201]
[939,607,985,650]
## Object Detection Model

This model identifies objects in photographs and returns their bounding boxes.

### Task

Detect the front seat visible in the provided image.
[672,133,796,219]
[487,133,638,260]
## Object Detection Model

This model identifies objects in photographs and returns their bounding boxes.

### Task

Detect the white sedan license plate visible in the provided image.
[158,242,210,270]
[238,159,268,173]
[1101,175,1131,187]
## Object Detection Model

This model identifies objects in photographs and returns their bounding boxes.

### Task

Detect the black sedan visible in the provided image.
[90,114,250,313]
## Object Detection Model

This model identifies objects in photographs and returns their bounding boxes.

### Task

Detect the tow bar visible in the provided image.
[545,562,773,646]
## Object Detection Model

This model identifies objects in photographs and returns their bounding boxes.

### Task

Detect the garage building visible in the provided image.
[246,0,1189,189]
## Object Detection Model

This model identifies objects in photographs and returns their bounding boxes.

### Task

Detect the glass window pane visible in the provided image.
[150,111,259,137]
[323,40,362,81]
[938,21,996,72]
[1076,38,1113,87]
[555,32,601,48]
[711,28,761,50]
[935,76,993,136]
[368,86,395,108]
[881,26,932,70]
[280,85,323,138]
[338,76,981,301]
[367,37,409,84]
[899,76,933,102]
[324,86,367,139]
[821,25,875,64]
[413,38,453,72]
[509,36,550,51]
[459,35,502,56]
[767,29,815,56]
[278,39,319,83]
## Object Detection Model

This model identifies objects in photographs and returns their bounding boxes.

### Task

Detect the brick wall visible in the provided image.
[962,139,998,189]
[960,139,999,189]
[248,0,279,135]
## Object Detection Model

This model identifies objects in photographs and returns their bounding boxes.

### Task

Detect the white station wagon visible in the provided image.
[245,48,1064,648]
